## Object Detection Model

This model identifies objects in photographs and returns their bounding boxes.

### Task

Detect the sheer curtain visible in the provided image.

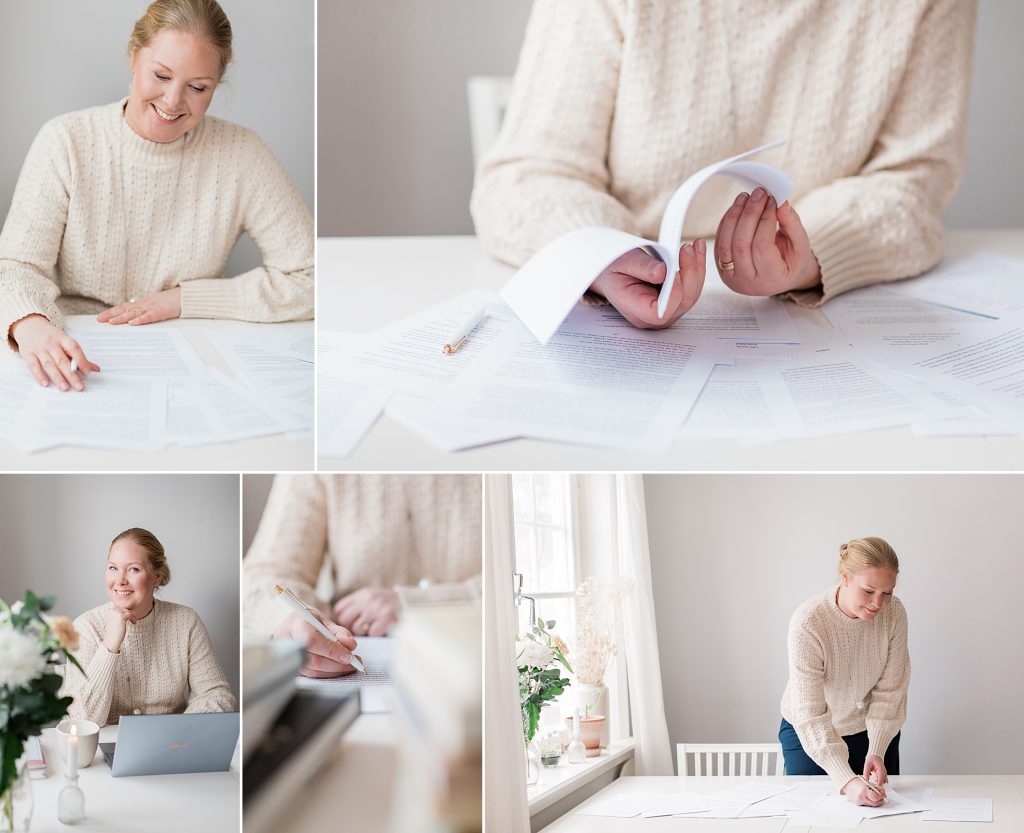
[484,474,530,833]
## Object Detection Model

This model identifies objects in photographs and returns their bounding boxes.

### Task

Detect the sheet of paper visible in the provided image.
[741,782,834,813]
[295,636,392,713]
[785,796,866,828]
[385,394,520,452]
[734,341,793,360]
[16,375,166,451]
[321,291,513,397]
[317,376,390,458]
[501,140,793,342]
[776,352,963,436]
[68,326,205,378]
[574,792,669,818]
[425,303,726,453]
[921,797,993,822]
[639,793,709,818]
[858,788,925,819]
[887,252,1024,318]
[0,368,56,452]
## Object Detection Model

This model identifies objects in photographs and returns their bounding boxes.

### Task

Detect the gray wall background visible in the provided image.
[643,473,1024,776]
[320,0,1023,236]
[0,474,241,699]
[0,0,314,278]
[242,473,275,555]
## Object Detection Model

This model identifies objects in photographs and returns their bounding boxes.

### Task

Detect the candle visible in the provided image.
[67,724,78,780]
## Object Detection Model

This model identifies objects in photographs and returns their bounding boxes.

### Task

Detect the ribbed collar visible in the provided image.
[121,597,160,635]
[114,98,204,165]
[822,585,873,628]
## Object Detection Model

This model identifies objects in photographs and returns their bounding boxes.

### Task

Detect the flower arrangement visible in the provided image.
[517,618,572,743]
[574,576,633,687]
[1,591,82,830]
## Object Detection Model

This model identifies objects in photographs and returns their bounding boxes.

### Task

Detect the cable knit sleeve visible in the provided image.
[0,118,71,350]
[62,611,120,727]
[470,0,640,267]
[784,0,977,307]
[786,616,857,789]
[866,598,910,760]
[178,132,313,322]
[183,611,237,713]
[242,474,330,637]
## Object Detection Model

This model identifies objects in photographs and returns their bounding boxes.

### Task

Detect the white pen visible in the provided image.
[858,775,886,801]
[70,357,78,375]
[274,583,365,672]
[442,306,487,354]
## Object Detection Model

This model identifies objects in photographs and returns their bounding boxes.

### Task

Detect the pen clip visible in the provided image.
[442,335,468,354]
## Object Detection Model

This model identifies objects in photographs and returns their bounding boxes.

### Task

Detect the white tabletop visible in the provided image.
[538,774,1024,832]
[0,317,312,471]
[33,725,239,833]
[317,230,1024,471]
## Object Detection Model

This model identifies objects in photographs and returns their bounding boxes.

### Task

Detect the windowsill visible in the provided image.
[527,738,636,816]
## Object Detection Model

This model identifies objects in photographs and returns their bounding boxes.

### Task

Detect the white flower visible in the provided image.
[0,626,46,690]
[517,639,554,668]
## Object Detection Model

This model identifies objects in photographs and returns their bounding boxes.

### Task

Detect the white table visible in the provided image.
[1,317,312,471]
[538,774,1024,832]
[317,231,1024,471]
[32,724,239,833]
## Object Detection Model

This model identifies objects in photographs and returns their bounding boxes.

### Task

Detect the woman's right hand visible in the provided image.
[842,777,886,807]
[102,606,138,654]
[10,314,99,392]
[272,611,359,678]
[589,241,707,329]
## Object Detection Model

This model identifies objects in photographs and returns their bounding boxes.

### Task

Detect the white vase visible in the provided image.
[575,683,610,747]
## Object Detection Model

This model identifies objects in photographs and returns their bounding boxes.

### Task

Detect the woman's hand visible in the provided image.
[842,776,887,807]
[272,610,359,678]
[332,588,401,637]
[589,241,707,329]
[97,287,182,326]
[714,189,821,295]
[10,314,100,392]
[863,755,888,787]
[102,605,138,654]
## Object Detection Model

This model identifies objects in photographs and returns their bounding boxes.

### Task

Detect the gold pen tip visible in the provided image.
[273,583,284,594]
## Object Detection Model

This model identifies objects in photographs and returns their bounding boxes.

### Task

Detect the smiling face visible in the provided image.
[839,566,897,621]
[125,28,220,143]
[106,540,162,615]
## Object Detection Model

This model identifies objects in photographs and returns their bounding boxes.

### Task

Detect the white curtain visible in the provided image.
[484,475,530,833]
[593,474,674,775]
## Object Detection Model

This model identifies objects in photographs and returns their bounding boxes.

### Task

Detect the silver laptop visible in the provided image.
[100,712,239,777]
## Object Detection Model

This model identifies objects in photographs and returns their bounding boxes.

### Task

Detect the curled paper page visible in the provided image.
[500,139,794,344]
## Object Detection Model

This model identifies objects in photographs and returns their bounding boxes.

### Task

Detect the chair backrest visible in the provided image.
[676,743,783,777]
[466,75,513,167]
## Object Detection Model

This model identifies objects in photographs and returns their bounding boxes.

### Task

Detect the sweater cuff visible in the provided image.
[818,749,857,791]
[179,277,242,320]
[867,728,897,761]
[2,299,65,352]
[85,645,121,690]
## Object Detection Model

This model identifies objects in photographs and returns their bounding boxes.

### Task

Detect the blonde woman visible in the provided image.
[779,537,910,807]
[63,527,236,727]
[0,0,313,392]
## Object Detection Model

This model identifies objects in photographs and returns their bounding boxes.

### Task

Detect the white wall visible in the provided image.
[242,472,275,554]
[0,0,314,277]
[643,473,1024,776]
[321,0,1023,235]
[0,474,240,698]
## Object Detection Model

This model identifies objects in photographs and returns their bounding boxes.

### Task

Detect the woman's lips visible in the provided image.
[152,103,185,122]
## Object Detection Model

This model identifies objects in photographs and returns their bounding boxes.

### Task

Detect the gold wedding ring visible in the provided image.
[718,260,735,271]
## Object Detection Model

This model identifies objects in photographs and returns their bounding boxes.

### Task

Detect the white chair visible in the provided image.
[677,743,783,777]
[466,75,513,168]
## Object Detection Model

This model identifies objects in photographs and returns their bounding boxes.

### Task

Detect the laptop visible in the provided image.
[100,712,239,777]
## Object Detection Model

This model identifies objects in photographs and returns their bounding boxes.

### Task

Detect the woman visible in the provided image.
[779,537,910,807]
[0,0,313,392]
[243,474,481,679]
[471,1,975,330]
[63,527,236,726]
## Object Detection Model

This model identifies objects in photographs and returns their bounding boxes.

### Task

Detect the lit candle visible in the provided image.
[67,725,78,780]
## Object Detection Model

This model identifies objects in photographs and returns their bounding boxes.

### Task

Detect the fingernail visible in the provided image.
[339,651,352,664]
[752,187,765,200]
[695,239,706,254]
[735,192,748,205]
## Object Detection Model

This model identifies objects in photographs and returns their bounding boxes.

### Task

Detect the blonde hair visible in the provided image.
[838,536,899,578]
[129,0,233,79]
[110,527,172,587]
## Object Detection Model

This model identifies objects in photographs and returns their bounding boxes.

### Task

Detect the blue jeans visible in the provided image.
[779,718,900,777]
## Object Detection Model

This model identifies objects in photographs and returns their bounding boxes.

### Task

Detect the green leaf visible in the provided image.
[37,595,56,612]
[65,651,86,676]
[546,619,556,629]
[23,590,39,611]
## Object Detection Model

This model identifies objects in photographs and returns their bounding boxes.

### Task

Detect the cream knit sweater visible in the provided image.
[243,474,482,636]
[63,599,236,727]
[0,100,313,349]
[780,588,910,789]
[472,0,975,306]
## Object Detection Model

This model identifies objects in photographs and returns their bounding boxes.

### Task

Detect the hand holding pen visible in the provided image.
[272,583,365,677]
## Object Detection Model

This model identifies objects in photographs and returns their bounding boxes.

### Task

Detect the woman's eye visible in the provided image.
[155,73,170,81]
[190,85,207,93]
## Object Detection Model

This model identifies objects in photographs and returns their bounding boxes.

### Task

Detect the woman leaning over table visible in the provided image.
[0,0,313,392]
[62,527,236,727]
[779,537,910,808]
[472,0,975,330]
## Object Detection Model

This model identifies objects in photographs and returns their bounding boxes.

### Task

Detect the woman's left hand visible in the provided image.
[97,287,182,326]
[863,754,888,787]
[714,189,822,295]
[332,587,401,637]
